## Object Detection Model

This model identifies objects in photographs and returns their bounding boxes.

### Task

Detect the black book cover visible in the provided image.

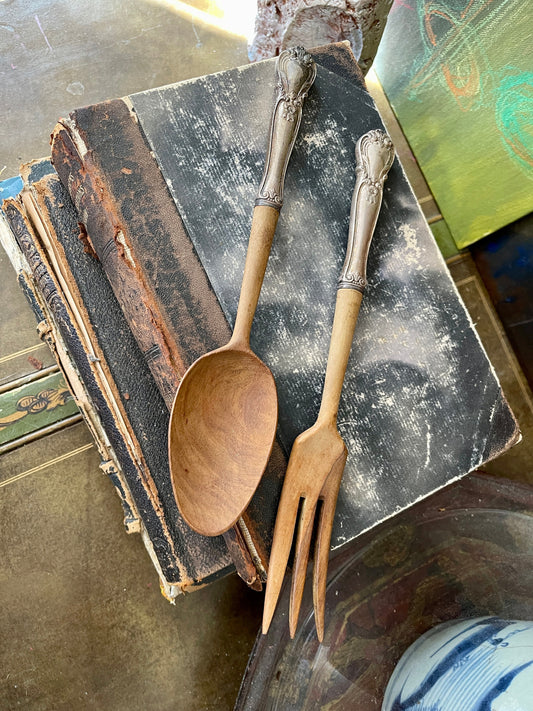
[3,163,232,591]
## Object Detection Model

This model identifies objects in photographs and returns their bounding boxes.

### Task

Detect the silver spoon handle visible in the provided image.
[255,46,316,210]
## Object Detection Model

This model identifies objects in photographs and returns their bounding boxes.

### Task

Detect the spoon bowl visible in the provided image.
[169,346,277,536]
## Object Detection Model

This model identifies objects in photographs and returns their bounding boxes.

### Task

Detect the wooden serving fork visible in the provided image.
[262,129,395,642]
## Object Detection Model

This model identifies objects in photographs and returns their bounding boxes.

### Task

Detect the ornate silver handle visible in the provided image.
[255,46,316,210]
[338,130,395,292]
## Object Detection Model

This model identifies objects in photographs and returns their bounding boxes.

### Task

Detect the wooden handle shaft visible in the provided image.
[230,205,279,346]
[317,129,394,425]
[316,288,363,425]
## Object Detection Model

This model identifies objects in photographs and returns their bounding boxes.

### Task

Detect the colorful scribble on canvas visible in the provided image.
[374,0,533,248]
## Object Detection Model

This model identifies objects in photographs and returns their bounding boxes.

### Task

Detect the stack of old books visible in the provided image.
[0,44,518,598]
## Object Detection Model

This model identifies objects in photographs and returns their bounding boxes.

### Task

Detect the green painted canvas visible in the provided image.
[373,0,533,249]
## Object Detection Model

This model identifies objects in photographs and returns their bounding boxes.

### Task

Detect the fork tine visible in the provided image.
[289,497,318,637]
[262,487,301,635]
[313,452,347,642]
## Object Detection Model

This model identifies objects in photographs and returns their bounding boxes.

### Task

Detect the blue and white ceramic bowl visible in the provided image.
[382,617,533,710]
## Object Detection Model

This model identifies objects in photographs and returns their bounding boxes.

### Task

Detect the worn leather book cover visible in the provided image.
[1,181,138,527]
[50,43,519,571]
[1,164,236,593]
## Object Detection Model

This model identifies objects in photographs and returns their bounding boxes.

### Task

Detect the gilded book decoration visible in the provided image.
[0,372,77,446]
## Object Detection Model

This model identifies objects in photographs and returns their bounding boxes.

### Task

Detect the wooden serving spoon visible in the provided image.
[168,47,316,537]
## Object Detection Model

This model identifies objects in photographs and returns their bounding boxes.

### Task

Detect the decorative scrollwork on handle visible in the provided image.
[256,47,317,210]
[356,129,394,202]
[338,130,395,292]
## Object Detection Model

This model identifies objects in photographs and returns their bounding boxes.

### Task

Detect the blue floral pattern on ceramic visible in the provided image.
[382,617,533,710]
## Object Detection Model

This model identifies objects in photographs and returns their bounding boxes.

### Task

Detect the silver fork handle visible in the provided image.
[338,129,394,292]
[316,129,394,427]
